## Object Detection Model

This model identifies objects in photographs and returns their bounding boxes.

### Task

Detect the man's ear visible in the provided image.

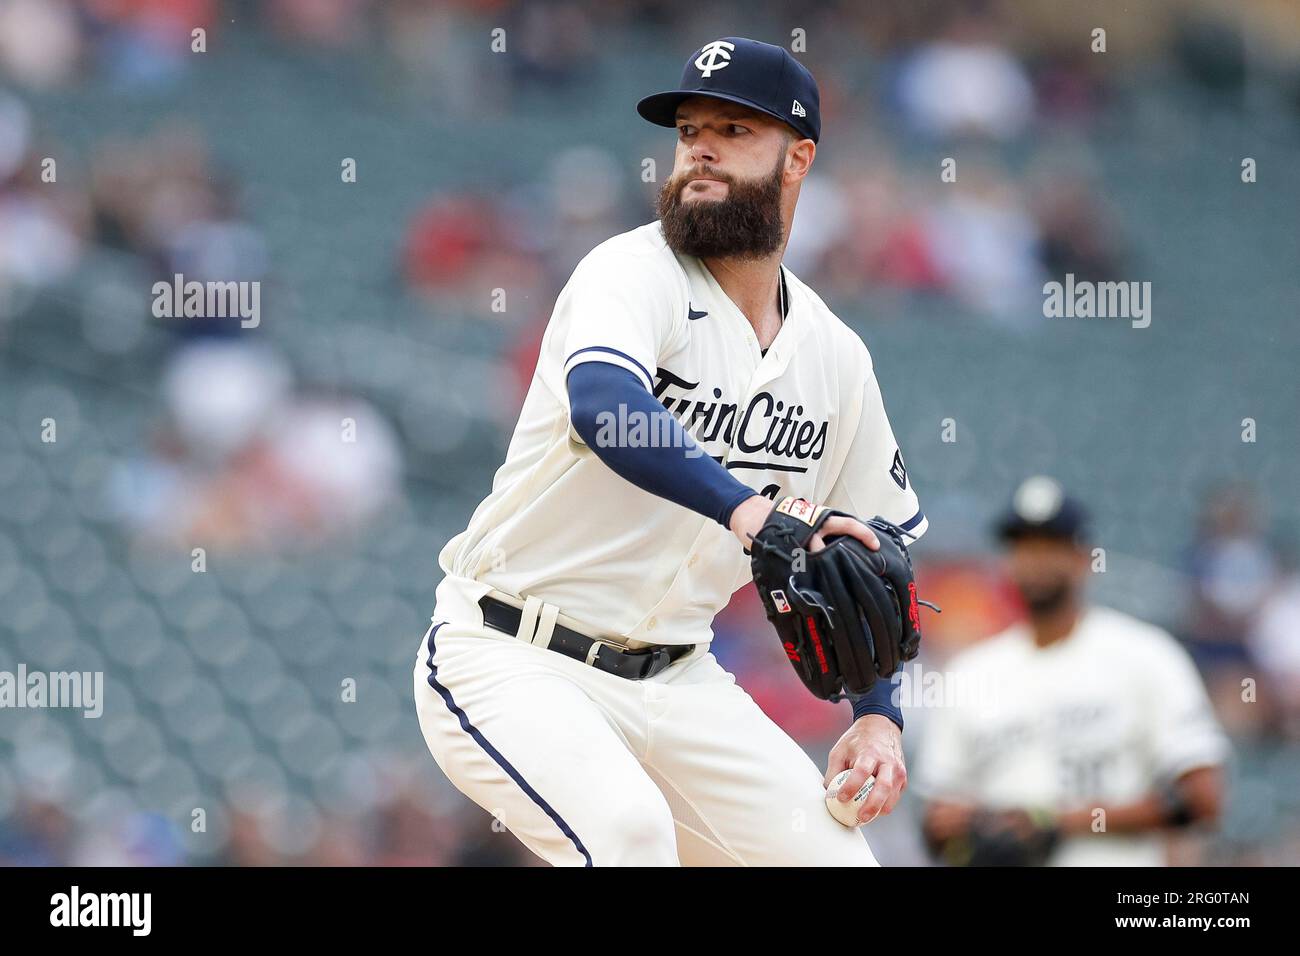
[785,137,816,184]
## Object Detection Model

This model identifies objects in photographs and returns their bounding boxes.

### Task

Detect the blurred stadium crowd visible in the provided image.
[1,0,1298,865]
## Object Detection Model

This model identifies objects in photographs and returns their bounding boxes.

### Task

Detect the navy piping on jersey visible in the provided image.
[565,346,654,390]
[424,622,594,866]
[899,509,925,533]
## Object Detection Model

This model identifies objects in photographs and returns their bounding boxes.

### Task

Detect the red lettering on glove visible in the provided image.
[806,616,830,674]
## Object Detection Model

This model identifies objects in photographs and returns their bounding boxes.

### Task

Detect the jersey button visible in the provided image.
[647,618,658,631]
[688,555,698,567]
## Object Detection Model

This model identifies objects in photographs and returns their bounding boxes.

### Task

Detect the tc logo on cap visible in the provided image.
[694,39,735,78]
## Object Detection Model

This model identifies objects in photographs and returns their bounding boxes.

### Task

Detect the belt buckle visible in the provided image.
[585,639,665,680]
[583,639,617,667]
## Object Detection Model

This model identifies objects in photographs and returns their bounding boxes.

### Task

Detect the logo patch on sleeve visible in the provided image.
[771,589,792,614]
[890,449,908,490]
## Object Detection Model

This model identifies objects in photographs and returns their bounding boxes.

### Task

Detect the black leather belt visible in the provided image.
[478,596,694,680]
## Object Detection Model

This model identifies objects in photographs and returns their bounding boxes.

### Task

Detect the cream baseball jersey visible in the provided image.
[438,221,925,646]
[914,605,1229,866]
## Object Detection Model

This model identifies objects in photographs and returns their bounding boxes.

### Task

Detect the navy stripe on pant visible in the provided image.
[424,622,593,866]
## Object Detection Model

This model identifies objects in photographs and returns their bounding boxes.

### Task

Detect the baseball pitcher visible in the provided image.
[413,37,929,866]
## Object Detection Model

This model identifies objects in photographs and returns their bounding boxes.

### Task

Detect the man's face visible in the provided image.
[656,96,798,259]
[1005,535,1089,616]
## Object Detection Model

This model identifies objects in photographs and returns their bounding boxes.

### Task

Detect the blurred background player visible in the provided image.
[916,476,1229,866]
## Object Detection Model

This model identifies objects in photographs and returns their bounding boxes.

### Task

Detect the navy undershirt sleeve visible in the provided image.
[566,361,758,528]
[848,680,904,731]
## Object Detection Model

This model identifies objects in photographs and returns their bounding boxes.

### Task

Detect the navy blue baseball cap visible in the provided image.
[996,476,1091,545]
[637,37,821,143]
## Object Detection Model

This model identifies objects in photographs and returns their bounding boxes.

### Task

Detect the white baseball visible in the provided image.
[825,769,876,828]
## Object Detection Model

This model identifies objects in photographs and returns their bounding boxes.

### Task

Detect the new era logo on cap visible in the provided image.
[791,100,806,117]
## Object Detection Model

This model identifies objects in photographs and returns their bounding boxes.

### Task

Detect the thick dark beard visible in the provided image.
[1018,580,1073,617]
[657,153,785,260]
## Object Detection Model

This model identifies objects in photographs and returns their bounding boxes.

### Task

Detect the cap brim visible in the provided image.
[636,89,797,134]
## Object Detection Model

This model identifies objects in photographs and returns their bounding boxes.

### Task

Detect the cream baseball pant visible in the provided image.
[412,579,879,867]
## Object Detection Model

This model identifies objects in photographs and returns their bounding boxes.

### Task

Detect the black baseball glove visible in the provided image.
[749,496,932,700]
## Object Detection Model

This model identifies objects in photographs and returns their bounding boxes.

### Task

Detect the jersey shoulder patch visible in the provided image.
[889,448,908,490]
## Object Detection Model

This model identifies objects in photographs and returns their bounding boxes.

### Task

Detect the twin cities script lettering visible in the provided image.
[653,368,828,470]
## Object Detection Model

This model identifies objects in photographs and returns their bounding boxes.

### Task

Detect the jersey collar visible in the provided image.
[687,256,809,363]
[757,265,809,379]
